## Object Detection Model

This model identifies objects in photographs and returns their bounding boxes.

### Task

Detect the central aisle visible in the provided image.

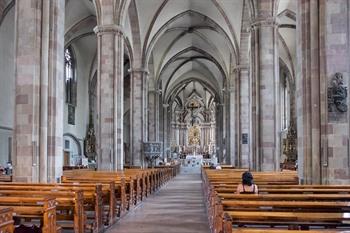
[107,173,211,233]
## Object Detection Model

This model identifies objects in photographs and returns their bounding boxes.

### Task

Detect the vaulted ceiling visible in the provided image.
[63,0,297,107]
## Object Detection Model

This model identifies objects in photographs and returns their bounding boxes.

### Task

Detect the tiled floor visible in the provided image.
[107,173,211,233]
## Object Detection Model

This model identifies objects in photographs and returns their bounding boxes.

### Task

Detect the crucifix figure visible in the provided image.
[188,100,199,126]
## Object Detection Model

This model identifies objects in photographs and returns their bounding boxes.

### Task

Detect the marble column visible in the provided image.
[130,68,148,167]
[13,0,65,182]
[250,4,280,171]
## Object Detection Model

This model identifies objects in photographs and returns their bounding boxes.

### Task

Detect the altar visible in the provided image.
[183,154,203,168]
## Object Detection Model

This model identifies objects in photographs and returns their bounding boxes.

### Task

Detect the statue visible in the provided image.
[281,121,297,170]
[84,113,96,161]
[85,128,96,153]
[329,72,348,113]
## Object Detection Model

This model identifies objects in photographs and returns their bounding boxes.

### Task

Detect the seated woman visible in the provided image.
[236,171,258,194]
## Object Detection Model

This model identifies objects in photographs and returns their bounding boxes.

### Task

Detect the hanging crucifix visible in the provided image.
[188,100,199,126]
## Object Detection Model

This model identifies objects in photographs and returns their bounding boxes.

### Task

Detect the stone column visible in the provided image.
[216,105,224,162]
[130,68,148,167]
[179,124,186,146]
[250,3,280,171]
[94,25,124,170]
[237,66,250,168]
[210,122,216,148]
[148,89,157,141]
[166,107,172,161]
[175,124,180,146]
[155,91,161,142]
[238,0,251,169]
[162,104,169,160]
[46,0,65,182]
[296,0,323,184]
[296,0,350,184]
[13,0,65,182]
[228,68,239,166]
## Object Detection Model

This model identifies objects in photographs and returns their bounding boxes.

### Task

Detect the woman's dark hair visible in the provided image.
[242,171,254,186]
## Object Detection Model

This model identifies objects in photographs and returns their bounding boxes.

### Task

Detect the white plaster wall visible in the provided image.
[63,36,96,155]
[0,130,11,166]
[0,6,15,166]
[0,6,15,127]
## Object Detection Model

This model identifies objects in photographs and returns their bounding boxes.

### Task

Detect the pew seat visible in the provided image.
[0,196,57,233]
[0,207,13,233]
[232,229,350,233]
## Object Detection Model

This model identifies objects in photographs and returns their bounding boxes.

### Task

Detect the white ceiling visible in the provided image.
[62,0,297,106]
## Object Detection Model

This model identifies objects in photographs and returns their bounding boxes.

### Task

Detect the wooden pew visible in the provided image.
[0,175,12,182]
[225,210,350,227]
[215,187,350,194]
[201,169,350,233]
[231,229,350,233]
[63,169,160,207]
[61,173,128,215]
[62,167,173,222]
[0,189,84,233]
[0,183,104,232]
[0,207,13,233]
[0,196,57,233]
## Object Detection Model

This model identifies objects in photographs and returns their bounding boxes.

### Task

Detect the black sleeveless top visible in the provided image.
[239,184,256,194]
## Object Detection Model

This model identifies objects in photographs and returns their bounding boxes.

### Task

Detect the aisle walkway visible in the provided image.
[107,173,210,233]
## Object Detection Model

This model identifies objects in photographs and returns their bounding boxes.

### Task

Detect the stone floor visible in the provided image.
[107,173,211,233]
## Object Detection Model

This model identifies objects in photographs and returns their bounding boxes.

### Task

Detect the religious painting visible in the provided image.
[68,105,75,125]
[188,125,200,145]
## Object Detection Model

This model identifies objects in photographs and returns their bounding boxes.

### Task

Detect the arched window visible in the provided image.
[65,46,77,125]
[65,47,75,82]
[280,70,290,130]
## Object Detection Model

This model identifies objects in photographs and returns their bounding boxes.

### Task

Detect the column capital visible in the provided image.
[93,24,124,36]
[233,65,249,73]
[250,17,279,29]
[128,67,149,75]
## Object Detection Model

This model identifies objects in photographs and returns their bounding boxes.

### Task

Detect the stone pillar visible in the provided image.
[130,68,148,167]
[224,91,231,164]
[228,68,239,166]
[13,0,65,182]
[296,0,321,184]
[216,105,224,162]
[250,3,280,171]
[210,122,216,148]
[148,90,157,141]
[162,104,169,160]
[155,91,161,142]
[238,0,251,169]
[94,25,124,170]
[296,0,350,184]
[238,67,250,168]
[46,0,65,182]
[179,124,186,146]
[166,107,172,161]
[175,124,180,146]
